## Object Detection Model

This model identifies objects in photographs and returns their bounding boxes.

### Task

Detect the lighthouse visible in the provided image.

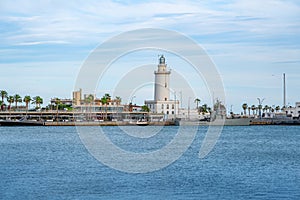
[154,55,171,101]
[145,55,179,117]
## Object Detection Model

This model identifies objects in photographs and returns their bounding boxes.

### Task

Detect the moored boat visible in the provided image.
[0,120,44,126]
[136,119,150,126]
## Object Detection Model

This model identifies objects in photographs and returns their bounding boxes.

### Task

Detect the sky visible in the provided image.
[0,0,300,113]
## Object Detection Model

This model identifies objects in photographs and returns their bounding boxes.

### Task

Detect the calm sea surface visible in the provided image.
[0,126,299,199]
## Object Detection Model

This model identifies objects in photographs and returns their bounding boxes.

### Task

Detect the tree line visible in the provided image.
[242,103,283,116]
[0,90,43,111]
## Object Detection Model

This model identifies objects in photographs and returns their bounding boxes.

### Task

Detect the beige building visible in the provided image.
[72,89,82,106]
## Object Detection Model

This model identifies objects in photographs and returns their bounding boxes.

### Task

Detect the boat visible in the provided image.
[175,117,251,126]
[136,119,150,126]
[0,120,44,126]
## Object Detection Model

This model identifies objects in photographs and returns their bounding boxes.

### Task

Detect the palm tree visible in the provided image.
[14,94,22,110]
[275,106,280,112]
[251,105,256,116]
[1,90,8,104]
[263,105,267,113]
[242,103,248,116]
[104,93,111,101]
[0,100,4,111]
[23,95,32,110]
[101,94,110,120]
[7,96,14,111]
[84,95,94,121]
[194,98,201,113]
[32,96,43,109]
[200,104,208,114]
[54,98,61,121]
[115,96,121,105]
[54,98,61,110]
[268,106,272,113]
[258,104,262,118]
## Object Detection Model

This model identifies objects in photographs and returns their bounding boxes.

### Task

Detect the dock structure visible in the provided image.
[1,111,299,126]
[0,110,149,121]
[0,110,174,126]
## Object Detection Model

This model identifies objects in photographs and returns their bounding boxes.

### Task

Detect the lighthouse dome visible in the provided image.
[159,55,165,64]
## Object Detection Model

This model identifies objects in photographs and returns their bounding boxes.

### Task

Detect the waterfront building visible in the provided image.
[50,98,73,106]
[285,102,300,119]
[145,55,179,118]
[177,108,200,120]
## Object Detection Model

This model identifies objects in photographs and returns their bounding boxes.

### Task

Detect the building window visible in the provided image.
[172,104,174,109]
[172,111,174,114]
[166,111,169,114]
[165,97,167,101]
[161,104,164,109]
[167,104,169,109]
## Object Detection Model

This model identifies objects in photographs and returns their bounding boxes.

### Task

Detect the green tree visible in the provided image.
[23,95,32,110]
[104,93,111,101]
[7,96,14,110]
[1,90,8,104]
[54,98,61,110]
[194,98,201,113]
[199,104,208,114]
[141,105,150,112]
[258,104,263,118]
[53,98,61,121]
[275,106,280,112]
[84,95,94,105]
[242,103,248,116]
[14,94,22,110]
[263,105,268,113]
[101,94,111,120]
[115,96,121,105]
[251,105,256,116]
[84,95,94,121]
[268,106,272,113]
[32,96,43,108]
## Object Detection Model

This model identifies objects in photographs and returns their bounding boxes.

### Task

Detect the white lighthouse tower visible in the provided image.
[145,55,179,117]
[154,55,171,101]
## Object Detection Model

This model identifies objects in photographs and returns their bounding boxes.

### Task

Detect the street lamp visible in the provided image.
[129,95,136,112]
[257,97,265,119]
[188,97,191,120]
[174,92,176,119]
[130,95,136,104]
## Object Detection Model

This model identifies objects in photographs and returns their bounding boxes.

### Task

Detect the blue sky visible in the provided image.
[0,0,299,113]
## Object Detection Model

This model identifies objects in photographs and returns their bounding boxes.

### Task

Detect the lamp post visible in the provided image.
[257,98,265,119]
[174,92,176,119]
[129,95,136,112]
[130,95,136,104]
[188,97,191,120]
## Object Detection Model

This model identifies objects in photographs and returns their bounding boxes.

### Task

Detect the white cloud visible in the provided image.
[15,40,70,46]
[1,0,299,47]
[0,0,299,111]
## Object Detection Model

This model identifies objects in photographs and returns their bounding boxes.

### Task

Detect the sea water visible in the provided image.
[0,126,299,199]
